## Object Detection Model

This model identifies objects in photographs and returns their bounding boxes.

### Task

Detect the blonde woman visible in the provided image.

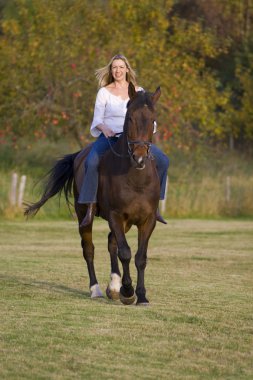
[79,54,169,227]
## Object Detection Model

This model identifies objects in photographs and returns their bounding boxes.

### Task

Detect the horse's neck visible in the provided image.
[121,134,129,154]
[110,134,129,158]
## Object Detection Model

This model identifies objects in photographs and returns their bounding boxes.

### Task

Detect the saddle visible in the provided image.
[73,143,101,217]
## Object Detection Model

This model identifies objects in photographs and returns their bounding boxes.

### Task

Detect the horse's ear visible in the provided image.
[152,86,161,105]
[128,82,137,100]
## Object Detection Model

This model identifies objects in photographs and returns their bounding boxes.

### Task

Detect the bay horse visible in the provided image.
[25,83,161,305]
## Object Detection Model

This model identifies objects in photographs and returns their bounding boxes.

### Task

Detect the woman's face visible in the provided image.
[111,59,128,82]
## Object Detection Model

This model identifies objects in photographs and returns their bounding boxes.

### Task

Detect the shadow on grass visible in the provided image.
[30,280,91,299]
[30,280,124,305]
[0,274,90,299]
[1,274,128,305]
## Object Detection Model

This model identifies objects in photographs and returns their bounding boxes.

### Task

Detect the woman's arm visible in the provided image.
[90,88,115,138]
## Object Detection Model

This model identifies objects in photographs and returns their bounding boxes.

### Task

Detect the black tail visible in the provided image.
[24,151,80,217]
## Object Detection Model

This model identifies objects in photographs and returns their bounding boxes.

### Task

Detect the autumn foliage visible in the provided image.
[0,0,253,153]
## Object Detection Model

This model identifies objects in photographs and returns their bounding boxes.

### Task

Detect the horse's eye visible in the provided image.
[153,121,157,133]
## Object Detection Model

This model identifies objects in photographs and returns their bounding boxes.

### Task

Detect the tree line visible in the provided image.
[0,0,253,154]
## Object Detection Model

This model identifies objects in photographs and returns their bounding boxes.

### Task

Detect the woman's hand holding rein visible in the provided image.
[97,123,115,138]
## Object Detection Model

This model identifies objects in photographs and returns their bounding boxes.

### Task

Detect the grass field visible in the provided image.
[0,219,253,379]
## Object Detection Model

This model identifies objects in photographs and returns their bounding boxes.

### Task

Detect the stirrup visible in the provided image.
[156,210,167,224]
[80,203,96,228]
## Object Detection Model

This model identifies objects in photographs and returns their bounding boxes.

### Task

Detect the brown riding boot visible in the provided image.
[80,203,96,228]
[156,209,167,224]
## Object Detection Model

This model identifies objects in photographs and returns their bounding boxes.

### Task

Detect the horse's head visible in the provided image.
[125,83,161,170]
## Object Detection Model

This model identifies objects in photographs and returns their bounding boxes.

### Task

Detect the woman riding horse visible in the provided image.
[24,55,169,304]
[78,54,169,227]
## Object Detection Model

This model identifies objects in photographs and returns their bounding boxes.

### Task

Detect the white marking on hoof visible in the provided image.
[90,284,103,298]
[109,273,122,292]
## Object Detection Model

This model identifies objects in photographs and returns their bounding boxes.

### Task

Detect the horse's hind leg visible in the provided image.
[109,214,135,305]
[80,225,103,298]
[106,232,122,300]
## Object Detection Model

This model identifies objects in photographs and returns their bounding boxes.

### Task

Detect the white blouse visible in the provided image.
[90,86,144,137]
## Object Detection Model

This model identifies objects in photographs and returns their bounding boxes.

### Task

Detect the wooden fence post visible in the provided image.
[9,173,18,206]
[18,175,27,207]
[160,175,169,215]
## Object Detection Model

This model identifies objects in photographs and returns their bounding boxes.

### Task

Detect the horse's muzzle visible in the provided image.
[128,140,152,170]
[131,152,148,170]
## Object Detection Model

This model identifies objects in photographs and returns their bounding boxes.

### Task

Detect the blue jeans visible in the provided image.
[78,134,169,203]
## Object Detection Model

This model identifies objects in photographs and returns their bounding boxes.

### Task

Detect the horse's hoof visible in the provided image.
[119,292,136,305]
[106,285,120,300]
[90,284,103,298]
[136,301,149,306]
[106,273,121,300]
[136,295,149,306]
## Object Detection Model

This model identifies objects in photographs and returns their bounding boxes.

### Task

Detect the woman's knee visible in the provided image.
[163,154,170,170]
[153,149,170,170]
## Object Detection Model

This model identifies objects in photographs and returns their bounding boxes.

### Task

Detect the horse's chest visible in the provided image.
[110,174,159,208]
[99,163,160,216]
[120,173,155,193]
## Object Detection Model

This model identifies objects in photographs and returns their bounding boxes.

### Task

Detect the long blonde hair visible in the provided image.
[95,54,137,88]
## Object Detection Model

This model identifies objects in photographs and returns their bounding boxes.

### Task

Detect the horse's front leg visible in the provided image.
[109,213,135,305]
[135,217,156,305]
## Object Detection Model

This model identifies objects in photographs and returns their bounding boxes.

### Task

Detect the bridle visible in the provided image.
[107,134,152,160]
[127,139,152,159]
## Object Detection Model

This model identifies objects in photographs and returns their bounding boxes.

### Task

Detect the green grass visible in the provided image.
[1,219,253,379]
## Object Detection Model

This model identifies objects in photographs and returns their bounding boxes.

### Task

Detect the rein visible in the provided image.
[107,136,129,158]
